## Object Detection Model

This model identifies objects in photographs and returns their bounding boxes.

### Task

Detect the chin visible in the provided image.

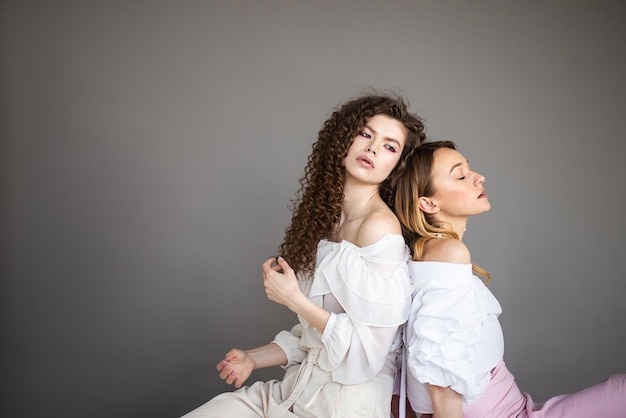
[476,201,491,214]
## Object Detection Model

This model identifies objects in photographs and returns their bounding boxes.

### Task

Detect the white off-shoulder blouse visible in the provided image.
[273,234,412,385]
[405,261,504,412]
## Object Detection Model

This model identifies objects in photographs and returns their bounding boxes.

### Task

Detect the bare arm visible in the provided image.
[417,241,474,418]
[262,203,402,332]
[428,384,463,418]
[217,342,287,388]
[262,257,331,332]
[421,242,468,418]
[245,342,288,368]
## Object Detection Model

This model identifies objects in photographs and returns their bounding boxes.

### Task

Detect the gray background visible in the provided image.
[1,1,625,417]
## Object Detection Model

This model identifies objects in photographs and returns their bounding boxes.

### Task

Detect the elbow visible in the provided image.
[427,384,446,401]
[427,383,462,405]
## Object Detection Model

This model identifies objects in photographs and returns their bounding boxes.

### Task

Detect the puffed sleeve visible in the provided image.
[302,234,412,384]
[272,324,308,368]
[406,262,503,405]
[271,277,314,368]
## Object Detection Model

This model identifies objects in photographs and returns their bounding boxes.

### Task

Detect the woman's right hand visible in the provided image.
[216,348,255,388]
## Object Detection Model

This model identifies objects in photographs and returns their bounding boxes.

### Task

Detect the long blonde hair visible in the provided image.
[394,141,490,283]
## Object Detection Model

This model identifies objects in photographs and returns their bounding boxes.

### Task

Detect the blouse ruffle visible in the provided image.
[274,233,412,384]
[405,261,504,408]
[306,233,412,327]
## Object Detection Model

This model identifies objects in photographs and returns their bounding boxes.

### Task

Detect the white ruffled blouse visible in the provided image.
[273,234,412,385]
[405,261,504,412]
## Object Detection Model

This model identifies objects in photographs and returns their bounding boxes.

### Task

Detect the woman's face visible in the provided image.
[343,114,408,186]
[428,147,490,219]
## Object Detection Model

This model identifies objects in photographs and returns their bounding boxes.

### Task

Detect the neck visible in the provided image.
[448,217,468,241]
[338,181,382,224]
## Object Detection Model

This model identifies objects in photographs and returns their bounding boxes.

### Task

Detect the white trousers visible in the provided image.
[181,348,396,418]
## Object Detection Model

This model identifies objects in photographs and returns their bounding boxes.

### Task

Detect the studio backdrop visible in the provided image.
[1,1,625,417]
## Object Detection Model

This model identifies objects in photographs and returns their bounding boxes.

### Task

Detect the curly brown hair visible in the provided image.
[278,93,427,277]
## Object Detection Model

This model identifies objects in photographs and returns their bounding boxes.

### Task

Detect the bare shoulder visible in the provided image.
[422,238,471,264]
[355,206,402,247]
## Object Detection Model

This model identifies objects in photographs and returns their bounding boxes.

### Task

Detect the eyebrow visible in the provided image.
[449,160,469,174]
[364,124,403,149]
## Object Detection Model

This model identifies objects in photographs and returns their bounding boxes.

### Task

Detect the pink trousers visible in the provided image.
[422,361,626,418]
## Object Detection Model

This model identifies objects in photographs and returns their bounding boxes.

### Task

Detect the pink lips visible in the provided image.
[478,189,487,198]
[357,156,374,169]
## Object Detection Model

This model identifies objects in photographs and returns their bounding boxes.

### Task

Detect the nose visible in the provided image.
[365,145,377,155]
[475,172,485,185]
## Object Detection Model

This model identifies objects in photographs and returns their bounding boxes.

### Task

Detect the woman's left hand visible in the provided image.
[262,257,302,310]
[263,257,331,332]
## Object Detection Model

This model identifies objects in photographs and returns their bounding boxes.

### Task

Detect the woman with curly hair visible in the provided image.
[181,94,427,418]
[392,141,626,418]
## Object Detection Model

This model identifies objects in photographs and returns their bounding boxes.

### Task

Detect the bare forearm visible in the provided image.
[428,384,463,418]
[246,342,288,369]
[262,257,331,332]
[287,292,331,332]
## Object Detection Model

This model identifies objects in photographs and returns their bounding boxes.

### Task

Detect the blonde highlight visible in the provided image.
[279,93,427,277]
[395,141,491,283]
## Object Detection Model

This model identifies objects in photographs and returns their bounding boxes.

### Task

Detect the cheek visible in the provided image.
[435,187,466,210]
[383,154,402,171]
[347,137,364,151]
[450,190,472,205]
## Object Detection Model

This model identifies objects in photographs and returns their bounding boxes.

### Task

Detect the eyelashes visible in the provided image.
[359,131,398,153]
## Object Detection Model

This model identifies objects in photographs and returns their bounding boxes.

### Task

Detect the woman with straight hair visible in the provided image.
[393,140,626,418]
[182,93,427,418]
